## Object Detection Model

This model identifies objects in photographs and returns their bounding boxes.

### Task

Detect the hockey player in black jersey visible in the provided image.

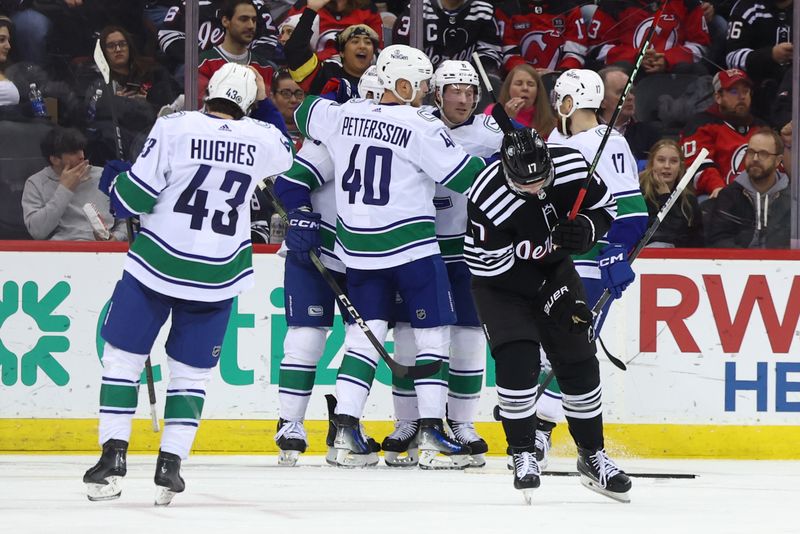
[465,127,631,503]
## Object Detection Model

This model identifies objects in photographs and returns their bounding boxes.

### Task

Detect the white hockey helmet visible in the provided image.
[376,44,433,104]
[551,69,604,119]
[433,60,481,121]
[206,63,258,115]
[358,65,384,101]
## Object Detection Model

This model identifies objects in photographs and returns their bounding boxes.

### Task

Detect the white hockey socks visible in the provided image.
[279,326,328,421]
[335,320,388,418]
[413,325,450,420]
[160,357,212,460]
[447,326,485,423]
[98,343,149,445]
[391,322,419,421]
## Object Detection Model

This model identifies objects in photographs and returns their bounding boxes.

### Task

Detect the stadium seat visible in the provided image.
[0,120,54,239]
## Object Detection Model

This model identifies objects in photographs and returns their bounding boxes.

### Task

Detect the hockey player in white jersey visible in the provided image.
[534,69,647,469]
[270,69,385,467]
[290,45,488,468]
[385,60,502,468]
[83,63,293,505]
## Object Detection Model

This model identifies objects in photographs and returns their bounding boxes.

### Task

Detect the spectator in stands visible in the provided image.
[159,0,279,79]
[198,0,276,102]
[271,69,304,148]
[494,0,587,74]
[285,0,378,95]
[725,0,792,118]
[680,68,766,198]
[640,139,704,248]
[0,16,18,106]
[706,127,789,248]
[393,0,502,72]
[99,25,178,109]
[273,12,321,66]
[598,66,659,164]
[22,127,126,241]
[589,0,710,75]
[286,0,382,61]
[484,64,556,137]
[779,122,791,178]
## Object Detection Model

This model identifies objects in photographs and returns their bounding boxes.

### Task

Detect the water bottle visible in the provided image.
[86,89,103,123]
[269,213,286,244]
[28,83,47,118]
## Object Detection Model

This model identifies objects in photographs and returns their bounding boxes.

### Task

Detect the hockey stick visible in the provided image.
[472,52,515,134]
[94,39,160,433]
[261,183,443,380]
[567,0,669,220]
[534,148,709,397]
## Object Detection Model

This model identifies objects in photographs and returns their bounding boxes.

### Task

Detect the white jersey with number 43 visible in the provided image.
[113,111,293,301]
[294,96,486,270]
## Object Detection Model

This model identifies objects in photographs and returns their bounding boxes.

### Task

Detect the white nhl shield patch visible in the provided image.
[416,309,427,320]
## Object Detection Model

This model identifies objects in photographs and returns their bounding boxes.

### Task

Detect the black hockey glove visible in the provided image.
[550,214,595,254]
[537,281,593,334]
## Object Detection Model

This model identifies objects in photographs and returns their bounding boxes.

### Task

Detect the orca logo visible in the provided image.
[308,305,324,317]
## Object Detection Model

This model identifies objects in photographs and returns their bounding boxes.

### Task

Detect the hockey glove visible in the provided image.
[550,214,595,254]
[538,281,593,335]
[285,208,321,265]
[597,243,635,300]
[99,159,132,196]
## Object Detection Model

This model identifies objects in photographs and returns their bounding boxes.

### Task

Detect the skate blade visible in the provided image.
[86,477,122,502]
[278,450,301,467]
[334,448,378,468]
[466,454,486,468]
[325,447,337,466]
[521,489,534,505]
[418,450,470,470]
[579,475,631,503]
[154,485,178,506]
[383,448,419,468]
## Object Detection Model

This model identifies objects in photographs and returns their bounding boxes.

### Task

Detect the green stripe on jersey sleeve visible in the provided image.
[282,160,323,191]
[294,95,320,139]
[438,235,464,258]
[336,219,436,253]
[130,233,252,285]
[616,193,648,217]
[441,156,486,194]
[114,171,157,214]
[572,241,604,262]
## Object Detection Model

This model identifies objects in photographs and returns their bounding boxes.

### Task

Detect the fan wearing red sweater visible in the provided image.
[495,0,588,74]
[285,0,383,61]
[679,69,766,198]
[589,0,710,74]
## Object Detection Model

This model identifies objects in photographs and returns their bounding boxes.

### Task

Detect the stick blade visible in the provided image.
[398,359,442,380]
[93,39,111,84]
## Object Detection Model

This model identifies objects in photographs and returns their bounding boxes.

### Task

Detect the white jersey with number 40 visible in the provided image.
[294,96,486,270]
[113,111,294,301]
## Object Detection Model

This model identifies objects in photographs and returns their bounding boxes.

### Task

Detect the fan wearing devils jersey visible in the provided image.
[285,0,384,61]
[392,0,503,71]
[494,0,588,73]
[589,0,710,73]
[158,0,279,67]
[680,69,766,198]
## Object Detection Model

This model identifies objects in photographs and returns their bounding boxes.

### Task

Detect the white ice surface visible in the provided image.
[1,455,796,534]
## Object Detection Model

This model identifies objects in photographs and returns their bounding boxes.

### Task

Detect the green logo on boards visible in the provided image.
[0,281,71,386]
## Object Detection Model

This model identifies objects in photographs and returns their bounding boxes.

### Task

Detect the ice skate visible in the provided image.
[511,448,541,505]
[577,448,632,503]
[325,395,379,466]
[275,418,308,466]
[381,420,419,467]
[154,450,185,506]
[417,418,471,470]
[333,414,379,468]
[534,420,555,471]
[447,420,488,468]
[83,439,128,501]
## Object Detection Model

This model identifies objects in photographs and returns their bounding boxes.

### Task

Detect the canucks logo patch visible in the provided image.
[308,305,324,317]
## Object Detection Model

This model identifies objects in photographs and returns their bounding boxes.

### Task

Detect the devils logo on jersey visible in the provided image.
[728,144,749,182]
[632,14,679,50]
[520,30,563,69]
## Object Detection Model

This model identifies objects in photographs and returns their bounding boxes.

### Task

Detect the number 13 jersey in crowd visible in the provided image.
[112,111,294,301]
[294,96,487,270]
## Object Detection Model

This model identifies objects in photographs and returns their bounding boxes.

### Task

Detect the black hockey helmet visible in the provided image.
[501,128,554,196]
